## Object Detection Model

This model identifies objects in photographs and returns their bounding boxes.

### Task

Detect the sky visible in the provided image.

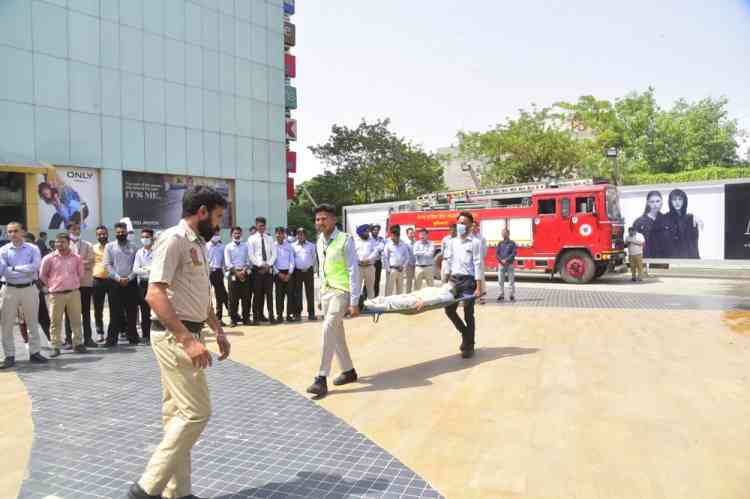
[292,0,750,182]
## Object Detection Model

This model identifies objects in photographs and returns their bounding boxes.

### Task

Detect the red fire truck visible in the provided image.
[387,179,627,283]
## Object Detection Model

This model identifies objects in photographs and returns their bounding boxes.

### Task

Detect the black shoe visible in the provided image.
[230,320,239,327]
[306,376,328,397]
[333,369,358,386]
[308,315,317,321]
[49,349,62,358]
[259,316,269,323]
[127,482,162,499]
[30,352,49,363]
[242,320,253,326]
[250,320,261,326]
[510,295,515,302]
[101,341,117,348]
[0,356,16,369]
[270,317,281,325]
[83,339,98,348]
[96,333,105,343]
[461,347,475,359]
[219,320,228,327]
[74,345,88,354]
[286,316,294,322]
[143,338,151,346]
[177,495,207,499]
[62,341,73,350]
[497,295,504,302]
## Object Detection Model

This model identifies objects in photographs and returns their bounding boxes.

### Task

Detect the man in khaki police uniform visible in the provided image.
[129,186,231,499]
[306,204,362,398]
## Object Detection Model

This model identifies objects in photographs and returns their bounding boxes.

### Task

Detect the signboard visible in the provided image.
[285,85,297,109]
[284,0,295,16]
[287,177,295,199]
[619,184,724,259]
[36,165,100,230]
[284,22,296,47]
[122,172,234,230]
[724,183,750,260]
[286,118,297,141]
[285,53,296,78]
[286,150,297,173]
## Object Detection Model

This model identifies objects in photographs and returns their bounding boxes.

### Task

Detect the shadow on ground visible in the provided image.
[213,471,390,499]
[332,346,539,395]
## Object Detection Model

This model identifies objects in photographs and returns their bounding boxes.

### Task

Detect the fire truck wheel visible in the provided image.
[594,264,608,279]
[559,250,596,284]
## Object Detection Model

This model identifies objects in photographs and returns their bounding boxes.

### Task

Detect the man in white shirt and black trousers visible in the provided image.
[273,227,295,322]
[443,212,483,359]
[291,228,317,321]
[206,227,229,324]
[133,228,154,344]
[248,217,277,325]
[224,226,251,326]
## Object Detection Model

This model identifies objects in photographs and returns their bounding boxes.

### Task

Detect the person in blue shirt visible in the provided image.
[496,228,517,302]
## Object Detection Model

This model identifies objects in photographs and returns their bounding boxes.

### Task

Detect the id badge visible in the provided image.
[190,248,202,266]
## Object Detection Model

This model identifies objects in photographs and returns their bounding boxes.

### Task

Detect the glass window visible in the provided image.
[606,186,623,221]
[0,173,26,226]
[538,199,556,215]
[560,198,571,218]
[575,196,596,214]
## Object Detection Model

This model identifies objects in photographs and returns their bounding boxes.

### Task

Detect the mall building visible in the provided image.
[0,0,297,237]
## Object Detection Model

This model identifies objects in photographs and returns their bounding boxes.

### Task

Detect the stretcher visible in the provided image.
[360,293,485,323]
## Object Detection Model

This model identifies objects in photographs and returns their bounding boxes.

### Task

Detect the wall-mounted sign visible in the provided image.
[284,0,295,15]
[36,165,100,230]
[284,22,296,47]
[287,150,297,173]
[287,177,295,199]
[285,53,296,78]
[286,118,297,141]
[285,85,297,110]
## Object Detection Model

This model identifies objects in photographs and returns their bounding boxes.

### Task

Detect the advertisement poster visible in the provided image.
[123,172,234,230]
[36,166,100,230]
[619,185,724,260]
[724,183,750,260]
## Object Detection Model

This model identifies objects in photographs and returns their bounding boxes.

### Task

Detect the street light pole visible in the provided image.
[605,147,620,185]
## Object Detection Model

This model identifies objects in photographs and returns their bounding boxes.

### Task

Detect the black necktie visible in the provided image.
[261,235,267,263]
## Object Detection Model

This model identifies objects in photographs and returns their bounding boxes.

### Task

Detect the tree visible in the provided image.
[458,106,588,185]
[308,118,445,205]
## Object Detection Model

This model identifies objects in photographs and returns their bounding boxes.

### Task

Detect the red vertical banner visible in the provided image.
[287,177,295,199]
[286,150,297,173]
[286,118,297,141]
[285,53,296,78]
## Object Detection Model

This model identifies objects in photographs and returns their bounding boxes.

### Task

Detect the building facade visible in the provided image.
[0,0,288,237]
[437,146,484,191]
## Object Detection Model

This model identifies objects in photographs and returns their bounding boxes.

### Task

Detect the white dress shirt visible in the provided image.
[274,241,296,273]
[445,236,483,278]
[206,240,226,270]
[405,238,417,266]
[412,240,435,266]
[133,246,154,282]
[248,232,277,267]
[292,240,317,271]
[224,239,250,271]
[355,237,379,264]
[383,240,411,272]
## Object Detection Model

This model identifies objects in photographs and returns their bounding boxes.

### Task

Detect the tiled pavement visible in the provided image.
[12,344,443,499]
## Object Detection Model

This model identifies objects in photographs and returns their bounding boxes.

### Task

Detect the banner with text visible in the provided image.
[37,165,100,230]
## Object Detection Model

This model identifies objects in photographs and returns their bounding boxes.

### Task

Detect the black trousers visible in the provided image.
[274,271,291,318]
[138,280,151,339]
[92,277,111,335]
[37,290,50,340]
[252,268,274,320]
[444,275,476,349]
[107,279,139,343]
[65,285,93,343]
[373,260,383,297]
[228,275,251,322]
[209,269,229,320]
[291,268,315,318]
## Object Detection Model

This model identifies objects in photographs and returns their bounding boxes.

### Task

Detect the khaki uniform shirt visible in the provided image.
[149,220,211,323]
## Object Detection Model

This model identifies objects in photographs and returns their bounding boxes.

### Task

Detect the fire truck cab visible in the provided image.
[387,179,626,284]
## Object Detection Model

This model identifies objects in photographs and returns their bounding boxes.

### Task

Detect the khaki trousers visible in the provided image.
[139,330,211,499]
[1,285,41,357]
[630,255,644,280]
[404,265,415,293]
[358,265,376,300]
[49,290,82,349]
[385,270,404,296]
[414,266,434,290]
[318,289,353,377]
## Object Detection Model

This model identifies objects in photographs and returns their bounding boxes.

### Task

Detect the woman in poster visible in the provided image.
[37,169,89,229]
[633,190,668,258]
[663,188,702,259]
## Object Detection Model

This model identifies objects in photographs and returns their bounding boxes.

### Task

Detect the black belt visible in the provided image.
[295,267,312,272]
[389,266,403,272]
[277,269,289,273]
[210,268,223,272]
[50,289,77,294]
[6,282,33,288]
[416,264,433,267]
[358,263,372,267]
[153,319,205,335]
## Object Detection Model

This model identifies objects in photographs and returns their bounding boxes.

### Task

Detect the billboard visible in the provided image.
[284,0,295,15]
[286,118,297,141]
[285,53,296,78]
[724,183,750,260]
[284,22,296,47]
[620,184,724,259]
[122,172,234,230]
[37,165,100,230]
[287,150,297,173]
[285,85,297,109]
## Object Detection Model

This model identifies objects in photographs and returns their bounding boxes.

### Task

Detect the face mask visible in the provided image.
[232,236,241,243]
[211,235,221,243]
[141,238,152,246]
[197,218,216,242]
[69,234,79,241]
[456,224,467,236]
[127,233,134,241]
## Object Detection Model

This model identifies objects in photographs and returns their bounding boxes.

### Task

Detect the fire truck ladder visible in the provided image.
[415,178,595,210]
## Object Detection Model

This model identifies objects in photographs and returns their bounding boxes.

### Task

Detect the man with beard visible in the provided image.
[354,224,378,309]
[128,186,230,499]
[369,224,385,297]
[92,225,112,343]
[103,222,139,346]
